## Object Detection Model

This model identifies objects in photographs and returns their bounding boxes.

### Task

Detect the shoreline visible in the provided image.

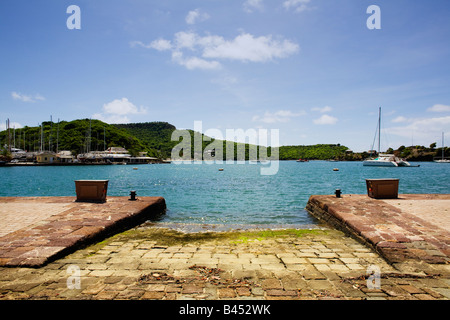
[0,161,170,167]
[140,221,326,234]
[0,158,437,167]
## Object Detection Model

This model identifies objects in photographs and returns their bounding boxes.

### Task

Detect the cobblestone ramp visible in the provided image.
[1,227,448,300]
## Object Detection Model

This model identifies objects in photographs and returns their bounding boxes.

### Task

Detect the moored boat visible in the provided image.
[363,154,398,167]
[434,132,450,163]
[363,108,411,167]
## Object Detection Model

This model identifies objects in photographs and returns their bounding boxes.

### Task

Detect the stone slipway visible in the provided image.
[0,197,166,267]
[306,194,450,272]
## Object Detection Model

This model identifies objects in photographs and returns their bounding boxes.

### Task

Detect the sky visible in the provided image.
[1,0,450,152]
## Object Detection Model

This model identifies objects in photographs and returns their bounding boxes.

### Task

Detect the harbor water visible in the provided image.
[1,161,449,226]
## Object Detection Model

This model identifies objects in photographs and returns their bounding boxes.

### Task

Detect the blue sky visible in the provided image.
[1,0,450,152]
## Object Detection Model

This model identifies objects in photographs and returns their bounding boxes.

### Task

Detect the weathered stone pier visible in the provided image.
[0,196,166,267]
[306,194,450,273]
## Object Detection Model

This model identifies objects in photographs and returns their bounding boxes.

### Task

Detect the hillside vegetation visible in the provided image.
[0,119,146,156]
[2,119,448,161]
[278,144,349,160]
[115,122,275,160]
[114,122,178,158]
[115,123,352,160]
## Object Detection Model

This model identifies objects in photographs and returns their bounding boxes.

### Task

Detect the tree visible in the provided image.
[430,142,437,150]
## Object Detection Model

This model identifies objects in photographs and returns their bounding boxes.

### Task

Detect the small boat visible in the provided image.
[435,159,450,163]
[218,168,224,171]
[333,168,339,171]
[296,158,308,162]
[434,132,450,163]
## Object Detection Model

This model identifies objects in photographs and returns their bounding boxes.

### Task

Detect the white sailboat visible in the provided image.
[434,132,450,163]
[363,108,411,167]
[364,153,399,167]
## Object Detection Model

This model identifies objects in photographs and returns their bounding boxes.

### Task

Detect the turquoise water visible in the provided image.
[1,161,449,225]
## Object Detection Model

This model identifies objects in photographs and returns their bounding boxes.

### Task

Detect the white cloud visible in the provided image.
[202,33,299,63]
[243,0,264,13]
[0,121,23,131]
[172,51,221,70]
[311,106,332,113]
[34,94,45,101]
[103,98,146,115]
[252,110,305,123]
[386,116,450,143]
[92,113,131,124]
[391,116,408,123]
[11,91,45,103]
[130,39,172,51]
[185,9,210,25]
[93,98,147,124]
[132,30,299,70]
[174,31,200,50]
[311,107,338,124]
[283,0,311,13]
[427,104,450,112]
[149,39,172,51]
[313,114,338,125]
[130,41,147,48]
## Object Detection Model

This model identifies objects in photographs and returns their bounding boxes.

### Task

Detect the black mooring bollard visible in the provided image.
[335,189,342,198]
[129,190,137,201]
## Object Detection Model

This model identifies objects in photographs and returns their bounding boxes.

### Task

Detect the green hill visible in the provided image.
[114,122,351,160]
[114,122,177,158]
[115,122,253,160]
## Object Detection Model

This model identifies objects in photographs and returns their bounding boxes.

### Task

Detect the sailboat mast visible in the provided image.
[89,118,91,153]
[40,123,43,152]
[49,116,52,152]
[57,118,60,153]
[443,132,445,160]
[378,107,381,154]
[7,119,11,153]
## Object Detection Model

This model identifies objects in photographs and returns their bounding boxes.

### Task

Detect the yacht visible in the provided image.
[363,154,397,166]
[363,108,410,167]
[434,132,450,163]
